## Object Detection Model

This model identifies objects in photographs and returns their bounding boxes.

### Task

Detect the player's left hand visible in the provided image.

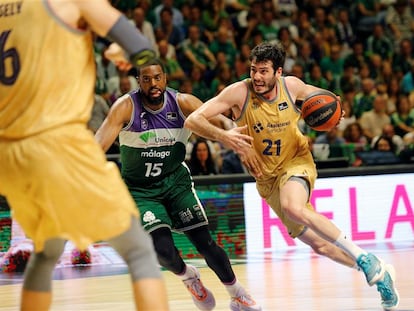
[104,43,132,71]
[238,145,263,178]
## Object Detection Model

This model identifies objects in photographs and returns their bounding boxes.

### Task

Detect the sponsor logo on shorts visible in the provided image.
[142,211,161,228]
[179,208,194,224]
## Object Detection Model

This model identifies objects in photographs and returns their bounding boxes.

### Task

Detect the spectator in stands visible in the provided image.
[295,40,315,75]
[386,77,401,114]
[372,135,397,152]
[339,64,361,95]
[136,0,156,25]
[354,0,387,36]
[353,77,376,119]
[156,6,184,48]
[385,0,414,50]
[334,7,356,51]
[289,63,305,80]
[390,94,414,138]
[315,127,346,146]
[376,80,396,115]
[210,63,236,96]
[343,122,369,151]
[221,150,246,174]
[275,26,298,73]
[305,62,329,89]
[234,54,250,81]
[309,31,328,64]
[154,27,177,59]
[188,138,219,175]
[96,46,118,84]
[401,62,414,95]
[392,38,414,79]
[359,94,391,142]
[109,75,133,104]
[201,0,228,34]
[178,78,193,94]
[178,24,216,77]
[153,0,184,28]
[344,40,370,72]
[371,123,405,154]
[106,68,138,99]
[320,43,345,91]
[314,127,346,158]
[131,6,157,49]
[239,10,261,46]
[257,9,279,43]
[157,39,186,90]
[365,23,393,61]
[182,5,205,39]
[296,9,315,45]
[189,66,212,102]
[209,26,238,68]
[311,6,332,33]
[88,94,110,133]
[376,59,393,86]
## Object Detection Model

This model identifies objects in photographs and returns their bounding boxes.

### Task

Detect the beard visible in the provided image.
[254,80,276,96]
[142,88,164,106]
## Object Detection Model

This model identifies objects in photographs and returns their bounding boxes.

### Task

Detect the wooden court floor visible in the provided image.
[0,241,413,311]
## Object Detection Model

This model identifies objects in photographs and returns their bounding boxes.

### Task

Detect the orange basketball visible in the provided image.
[301,90,342,131]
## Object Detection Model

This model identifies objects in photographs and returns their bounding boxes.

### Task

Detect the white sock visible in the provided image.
[224,280,243,297]
[334,232,367,261]
[177,264,196,280]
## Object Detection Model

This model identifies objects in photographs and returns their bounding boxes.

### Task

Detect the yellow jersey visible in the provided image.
[0,0,95,139]
[235,77,312,180]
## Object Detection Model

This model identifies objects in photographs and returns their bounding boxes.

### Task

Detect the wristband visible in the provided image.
[131,49,157,67]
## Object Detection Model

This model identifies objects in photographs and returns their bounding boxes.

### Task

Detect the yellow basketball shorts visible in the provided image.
[0,124,138,252]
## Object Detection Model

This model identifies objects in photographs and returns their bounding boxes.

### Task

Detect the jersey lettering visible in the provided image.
[0,30,20,85]
[262,139,281,156]
[144,162,164,177]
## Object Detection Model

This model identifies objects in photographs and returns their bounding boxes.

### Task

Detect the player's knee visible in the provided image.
[153,239,178,265]
[108,218,161,280]
[282,204,305,223]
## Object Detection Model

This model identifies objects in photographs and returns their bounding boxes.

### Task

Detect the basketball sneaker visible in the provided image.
[356,253,385,286]
[376,264,399,311]
[230,288,262,311]
[182,265,216,311]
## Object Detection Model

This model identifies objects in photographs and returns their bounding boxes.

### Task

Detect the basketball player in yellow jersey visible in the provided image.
[0,0,168,310]
[185,42,399,311]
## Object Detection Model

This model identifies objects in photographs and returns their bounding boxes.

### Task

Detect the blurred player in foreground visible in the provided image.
[0,0,168,310]
[184,42,399,311]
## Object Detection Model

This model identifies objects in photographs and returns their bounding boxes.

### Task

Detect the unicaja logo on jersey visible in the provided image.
[253,122,264,133]
[140,132,156,143]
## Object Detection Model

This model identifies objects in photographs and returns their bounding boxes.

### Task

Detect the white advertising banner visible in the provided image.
[244,173,414,254]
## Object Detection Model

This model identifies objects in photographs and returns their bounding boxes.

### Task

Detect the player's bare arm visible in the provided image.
[178,93,230,130]
[95,95,133,152]
[185,82,264,177]
[185,82,252,148]
[48,0,121,35]
[284,76,321,102]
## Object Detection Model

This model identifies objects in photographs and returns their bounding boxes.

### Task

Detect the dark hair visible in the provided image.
[189,138,217,175]
[373,135,396,152]
[136,58,166,76]
[249,42,286,72]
